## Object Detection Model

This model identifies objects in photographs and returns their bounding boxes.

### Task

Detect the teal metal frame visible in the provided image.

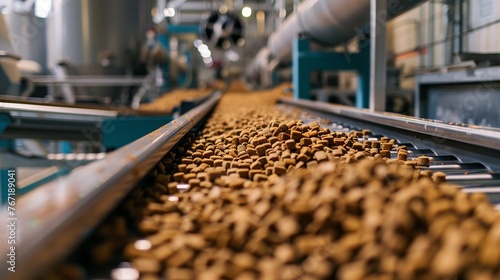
[102,115,173,150]
[167,24,199,34]
[0,113,10,134]
[0,111,173,201]
[292,36,371,108]
[157,24,200,92]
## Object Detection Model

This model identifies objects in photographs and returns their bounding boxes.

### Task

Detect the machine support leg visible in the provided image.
[293,37,311,100]
[293,35,376,108]
[369,0,387,111]
[357,69,371,108]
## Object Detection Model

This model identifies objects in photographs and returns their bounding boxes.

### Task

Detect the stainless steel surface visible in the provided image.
[27,75,146,86]
[7,90,221,280]
[369,0,387,112]
[415,65,500,127]
[279,98,500,151]
[245,47,270,87]
[46,0,153,69]
[267,0,370,63]
[0,12,13,53]
[0,152,104,169]
[3,11,48,73]
[0,102,118,118]
[0,51,21,60]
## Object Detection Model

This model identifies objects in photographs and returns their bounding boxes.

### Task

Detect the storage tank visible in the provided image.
[47,0,153,73]
[45,0,155,103]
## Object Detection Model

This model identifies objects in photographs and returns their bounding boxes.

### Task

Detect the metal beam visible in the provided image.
[370,0,387,112]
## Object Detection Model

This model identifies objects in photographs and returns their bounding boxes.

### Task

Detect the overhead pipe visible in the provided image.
[245,0,430,88]
[244,0,370,87]
[267,0,371,63]
[245,47,270,87]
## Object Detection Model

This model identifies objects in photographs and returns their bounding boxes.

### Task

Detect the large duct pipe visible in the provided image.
[268,0,370,63]
[245,47,269,84]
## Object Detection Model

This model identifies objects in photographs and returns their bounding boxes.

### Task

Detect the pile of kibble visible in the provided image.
[139,89,212,112]
[113,89,500,280]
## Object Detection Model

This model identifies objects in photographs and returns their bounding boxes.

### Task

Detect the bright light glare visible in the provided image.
[225,50,239,62]
[222,40,231,49]
[35,0,51,18]
[167,196,179,202]
[203,57,213,64]
[200,50,211,58]
[236,38,245,46]
[164,7,175,17]
[279,8,286,18]
[219,5,228,14]
[193,39,203,48]
[176,184,190,192]
[134,240,152,251]
[242,7,252,17]
[110,268,139,280]
[197,44,209,52]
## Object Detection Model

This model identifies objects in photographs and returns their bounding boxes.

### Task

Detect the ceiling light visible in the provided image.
[222,40,231,49]
[35,0,51,18]
[200,50,212,58]
[279,8,286,18]
[203,57,213,64]
[219,5,228,14]
[225,50,239,62]
[242,7,252,18]
[194,39,203,48]
[164,7,175,17]
[197,44,209,52]
[236,38,245,46]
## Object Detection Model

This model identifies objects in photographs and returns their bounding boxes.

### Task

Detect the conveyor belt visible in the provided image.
[7,89,500,279]
[279,98,500,202]
[280,99,500,201]
[5,91,222,280]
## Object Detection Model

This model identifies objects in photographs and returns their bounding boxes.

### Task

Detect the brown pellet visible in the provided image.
[417,156,430,166]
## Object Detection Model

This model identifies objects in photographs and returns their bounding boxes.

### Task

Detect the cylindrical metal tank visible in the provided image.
[5,13,47,73]
[46,0,153,74]
[45,0,155,103]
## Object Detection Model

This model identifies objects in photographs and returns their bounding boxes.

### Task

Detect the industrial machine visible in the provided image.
[416,65,500,128]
